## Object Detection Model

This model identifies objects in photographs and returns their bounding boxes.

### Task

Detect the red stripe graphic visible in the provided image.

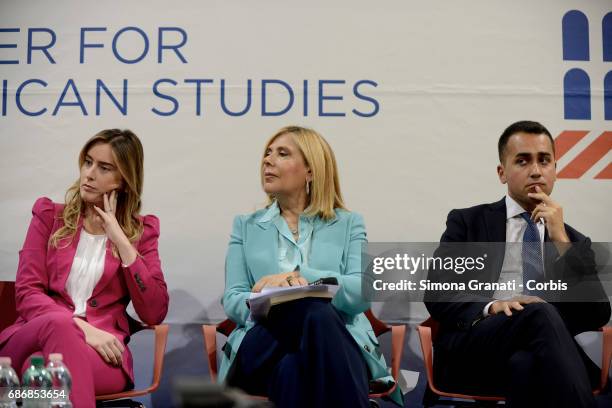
[594,162,612,179]
[557,131,612,179]
[554,131,589,160]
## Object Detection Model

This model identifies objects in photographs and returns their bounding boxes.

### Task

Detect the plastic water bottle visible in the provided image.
[22,355,52,408]
[0,357,19,408]
[46,354,72,408]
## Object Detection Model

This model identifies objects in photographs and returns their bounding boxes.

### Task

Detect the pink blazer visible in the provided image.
[0,197,169,383]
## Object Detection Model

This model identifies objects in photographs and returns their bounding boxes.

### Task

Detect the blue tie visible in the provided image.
[520,212,544,295]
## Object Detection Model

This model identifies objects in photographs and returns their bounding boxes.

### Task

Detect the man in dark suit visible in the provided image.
[424,120,611,408]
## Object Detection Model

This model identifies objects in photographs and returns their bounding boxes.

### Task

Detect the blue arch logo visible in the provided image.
[562,10,612,120]
[556,10,611,180]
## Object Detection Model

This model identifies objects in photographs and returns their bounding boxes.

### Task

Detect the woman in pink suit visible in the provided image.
[0,129,169,407]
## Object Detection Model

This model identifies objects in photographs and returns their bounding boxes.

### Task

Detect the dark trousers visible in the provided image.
[434,302,598,408]
[227,298,370,408]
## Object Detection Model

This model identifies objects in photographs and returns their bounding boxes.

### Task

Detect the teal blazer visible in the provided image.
[219,206,403,406]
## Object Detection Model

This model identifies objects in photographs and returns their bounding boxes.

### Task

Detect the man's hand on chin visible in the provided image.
[527,186,571,254]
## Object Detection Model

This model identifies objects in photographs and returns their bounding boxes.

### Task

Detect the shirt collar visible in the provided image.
[258,200,281,223]
[505,194,528,220]
[257,200,317,224]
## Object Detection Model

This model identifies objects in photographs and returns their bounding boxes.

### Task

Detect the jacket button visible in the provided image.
[89,299,98,307]
[364,345,371,352]
[456,321,465,329]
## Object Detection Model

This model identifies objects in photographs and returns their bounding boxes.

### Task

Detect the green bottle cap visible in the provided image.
[30,355,45,367]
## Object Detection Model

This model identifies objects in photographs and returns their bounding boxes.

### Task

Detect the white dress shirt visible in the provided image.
[483,195,545,316]
[65,230,107,317]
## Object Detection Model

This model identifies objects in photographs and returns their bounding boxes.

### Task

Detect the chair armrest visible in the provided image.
[390,324,406,380]
[203,324,219,383]
[416,324,435,387]
[149,324,169,392]
[367,323,407,399]
[600,326,612,392]
[96,324,169,400]
[369,323,406,398]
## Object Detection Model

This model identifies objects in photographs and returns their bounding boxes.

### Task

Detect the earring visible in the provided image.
[306,180,310,195]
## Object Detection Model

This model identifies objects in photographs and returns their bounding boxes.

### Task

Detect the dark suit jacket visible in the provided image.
[424,197,611,337]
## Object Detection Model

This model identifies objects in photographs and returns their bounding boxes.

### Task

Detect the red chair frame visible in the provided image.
[95,323,169,404]
[0,281,168,407]
[0,281,17,332]
[417,317,612,406]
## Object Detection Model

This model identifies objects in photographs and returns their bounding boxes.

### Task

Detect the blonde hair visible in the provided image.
[50,129,145,254]
[261,126,346,220]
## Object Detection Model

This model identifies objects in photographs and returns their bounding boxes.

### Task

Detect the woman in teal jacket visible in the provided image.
[220,126,402,407]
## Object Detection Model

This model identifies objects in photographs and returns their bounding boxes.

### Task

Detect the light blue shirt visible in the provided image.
[258,201,314,272]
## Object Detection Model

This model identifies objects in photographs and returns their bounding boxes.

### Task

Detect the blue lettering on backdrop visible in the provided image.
[158,27,188,63]
[2,78,381,117]
[352,80,379,117]
[96,79,128,115]
[1,80,6,115]
[261,79,294,116]
[16,79,47,116]
[112,27,149,64]
[0,25,381,118]
[318,80,346,117]
[152,79,179,116]
[184,79,214,116]
[80,27,107,64]
[0,28,20,64]
[53,79,87,116]
[220,79,252,116]
[27,28,56,64]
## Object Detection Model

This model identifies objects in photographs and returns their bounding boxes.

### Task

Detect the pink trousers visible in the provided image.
[0,312,128,408]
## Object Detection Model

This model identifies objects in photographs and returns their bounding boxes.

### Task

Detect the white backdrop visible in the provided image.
[1,0,610,324]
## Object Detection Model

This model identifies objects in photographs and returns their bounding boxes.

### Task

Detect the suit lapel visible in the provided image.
[313,214,339,234]
[309,213,341,269]
[542,229,559,277]
[91,243,120,297]
[249,217,279,279]
[55,221,82,301]
[484,197,507,242]
[484,197,507,279]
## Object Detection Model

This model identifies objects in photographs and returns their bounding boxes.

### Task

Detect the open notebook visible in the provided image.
[248,283,339,321]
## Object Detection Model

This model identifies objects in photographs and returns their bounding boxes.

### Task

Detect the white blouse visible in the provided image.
[65,230,107,316]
